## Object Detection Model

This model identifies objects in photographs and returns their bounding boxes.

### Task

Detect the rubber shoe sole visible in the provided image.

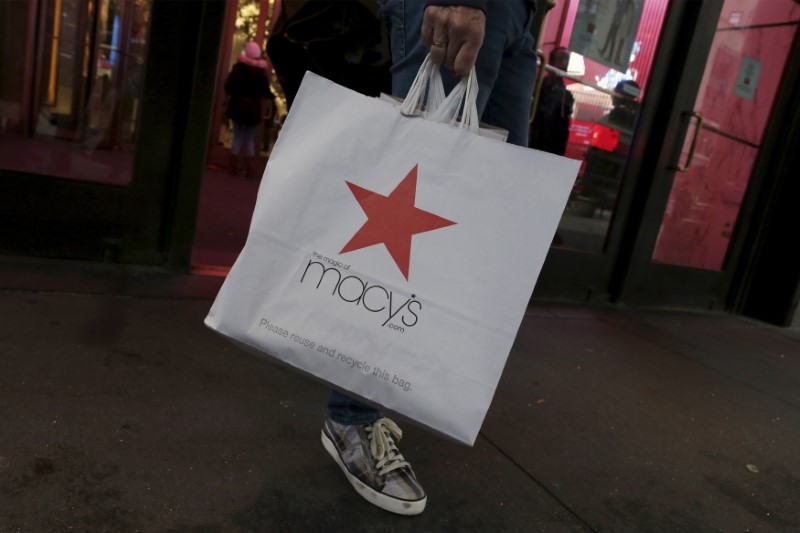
[321,429,427,515]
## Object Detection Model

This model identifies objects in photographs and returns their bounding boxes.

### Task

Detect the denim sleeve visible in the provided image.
[425,0,488,14]
[424,0,537,17]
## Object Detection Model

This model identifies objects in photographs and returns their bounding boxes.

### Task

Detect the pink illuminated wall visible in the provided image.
[652,0,799,271]
[556,0,670,93]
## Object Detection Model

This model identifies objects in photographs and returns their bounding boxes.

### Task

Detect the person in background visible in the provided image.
[224,41,274,179]
[321,0,538,516]
[598,78,640,149]
[598,0,635,66]
[577,79,641,218]
[529,46,575,156]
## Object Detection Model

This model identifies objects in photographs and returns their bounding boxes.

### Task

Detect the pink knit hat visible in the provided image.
[244,41,261,59]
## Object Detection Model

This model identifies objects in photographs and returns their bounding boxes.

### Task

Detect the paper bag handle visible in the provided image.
[428,67,479,134]
[399,55,446,119]
[399,54,480,135]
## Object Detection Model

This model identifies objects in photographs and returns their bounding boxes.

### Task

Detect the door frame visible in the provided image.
[731,26,800,325]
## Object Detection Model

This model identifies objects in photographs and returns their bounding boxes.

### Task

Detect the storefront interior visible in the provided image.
[1,0,798,324]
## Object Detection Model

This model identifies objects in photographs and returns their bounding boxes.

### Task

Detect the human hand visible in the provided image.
[421,5,485,76]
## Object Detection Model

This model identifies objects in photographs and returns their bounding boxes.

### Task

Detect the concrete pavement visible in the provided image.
[1,288,799,532]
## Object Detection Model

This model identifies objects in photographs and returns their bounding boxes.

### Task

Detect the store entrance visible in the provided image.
[187,0,797,313]
[532,0,798,311]
[0,0,224,266]
[191,0,284,272]
[189,0,391,272]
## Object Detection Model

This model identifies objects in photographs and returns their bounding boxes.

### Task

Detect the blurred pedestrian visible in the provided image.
[224,41,274,178]
[599,0,635,65]
[578,79,641,216]
[529,46,574,156]
[597,78,640,152]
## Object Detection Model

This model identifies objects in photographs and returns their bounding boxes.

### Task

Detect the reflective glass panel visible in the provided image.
[0,0,152,185]
[536,0,670,253]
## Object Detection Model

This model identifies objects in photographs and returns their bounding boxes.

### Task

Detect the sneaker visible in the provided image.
[321,417,427,515]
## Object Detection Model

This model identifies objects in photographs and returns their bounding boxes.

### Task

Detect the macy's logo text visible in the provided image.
[299,260,420,331]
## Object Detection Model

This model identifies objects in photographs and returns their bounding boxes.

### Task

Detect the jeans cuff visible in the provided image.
[328,412,383,426]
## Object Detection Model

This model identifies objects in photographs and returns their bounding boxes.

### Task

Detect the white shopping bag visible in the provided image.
[206,58,580,445]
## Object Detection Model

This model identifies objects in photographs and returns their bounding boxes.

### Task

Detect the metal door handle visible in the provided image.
[529,49,548,124]
[672,111,704,172]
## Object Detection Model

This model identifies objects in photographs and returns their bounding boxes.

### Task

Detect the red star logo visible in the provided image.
[340,164,456,280]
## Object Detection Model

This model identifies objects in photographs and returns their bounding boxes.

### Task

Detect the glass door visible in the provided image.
[0,0,224,266]
[1,0,151,185]
[532,0,672,301]
[619,0,799,309]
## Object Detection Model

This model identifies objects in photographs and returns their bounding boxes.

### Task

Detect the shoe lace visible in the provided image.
[365,418,410,476]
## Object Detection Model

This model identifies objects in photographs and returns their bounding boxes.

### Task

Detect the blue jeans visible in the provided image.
[380,0,537,147]
[327,0,537,425]
[328,389,384,425]
[231,121,256,156]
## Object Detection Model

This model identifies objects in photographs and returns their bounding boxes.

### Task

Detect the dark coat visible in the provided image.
[529,75,574,156]
[224,62,274,126]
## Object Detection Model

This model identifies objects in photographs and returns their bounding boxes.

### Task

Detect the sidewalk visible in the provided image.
[1,288,799,532]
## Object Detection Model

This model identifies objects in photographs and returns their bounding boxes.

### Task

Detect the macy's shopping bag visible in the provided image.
[205,60,580,445]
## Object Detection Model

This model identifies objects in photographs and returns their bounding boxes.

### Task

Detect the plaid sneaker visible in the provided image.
[322,417,427,515]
